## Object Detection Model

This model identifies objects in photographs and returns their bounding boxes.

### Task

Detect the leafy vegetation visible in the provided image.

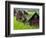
[14,16,39,30]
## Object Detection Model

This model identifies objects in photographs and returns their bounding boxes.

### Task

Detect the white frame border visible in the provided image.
[10,4,43,34]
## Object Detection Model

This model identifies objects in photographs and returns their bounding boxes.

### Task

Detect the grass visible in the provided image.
[14,16,39,30]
